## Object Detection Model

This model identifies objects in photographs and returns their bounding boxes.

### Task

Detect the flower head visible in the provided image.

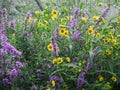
[77,72,85,87]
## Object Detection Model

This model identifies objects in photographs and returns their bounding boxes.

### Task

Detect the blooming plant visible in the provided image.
[0,0,120,90]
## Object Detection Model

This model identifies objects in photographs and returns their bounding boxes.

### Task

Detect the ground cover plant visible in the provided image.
[0,0,120,90]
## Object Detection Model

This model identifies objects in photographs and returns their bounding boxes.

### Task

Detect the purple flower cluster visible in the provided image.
[86,60,92,71]
[73,31,81,40]
[8,19,16,27]
[50,75,62,88]
[77,72,85,87]
[1,42,22,58]
[103,8,109,18]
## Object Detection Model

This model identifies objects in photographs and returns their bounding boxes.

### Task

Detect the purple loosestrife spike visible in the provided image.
[73,31,81,40]
[0,70,4,77]
[26,11,31,19]
[77,72,85,87]
[70,18,78,28]
[86,60,92,71]
[103,8,109,17]
[0,48,7,56]
[74,8,80,15]
[15,61,23,69]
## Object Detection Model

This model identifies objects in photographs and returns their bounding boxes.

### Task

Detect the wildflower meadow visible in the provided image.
[0,0,120,90]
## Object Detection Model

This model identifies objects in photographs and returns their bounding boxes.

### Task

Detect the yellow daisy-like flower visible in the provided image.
[95,33,100,38]
[51,10,58,16]
[51,80,56,87]
[59,28,65,36]
[57,57,63,64]
[51,15,57,21]
[98,2,103,6]
[105,50,111,55]
[111,39,117,45]
[34,10,40,15]
[111,76,117,82]
[92,16,99,21]
[38,21,44,27]
[98,75,104,82]
[104,38,111,44]
[66,57,71,63]
[52,58,57,64]
[64,30,69,37]
[47,43,52,51]
[106,82,112,89]
[81,17,87,23]
[46,87,51,90]
[87,26,94,35]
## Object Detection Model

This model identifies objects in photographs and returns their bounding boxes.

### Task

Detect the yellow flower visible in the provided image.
[111,76,117,82]
[46,87,51,90]
[98,75,104,82]
[111,39,117,45]
[106,82,111,89]
[81,17,87,23]
[59,24,66,28]
[51,80,56,87]
[38,21,44,27]
[34,10,40,15]
[51,15,57,21]
[105,50,111,55]
[57,57,63,64]
[104,38,110,44]
[51,10,58,16]
[52,58,57,64]
[87,26,94,35]
[98,2,103,6]
[59,28,65,36]
[64,30,69,37]
[47,43,52,51]
[66,57,71,62]
[92,16,99,21]
[95,33,100,38]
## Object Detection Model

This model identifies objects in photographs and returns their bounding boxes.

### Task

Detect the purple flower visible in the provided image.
[1,42,22,58]
[77,72,85,87]
[26,11,31,19]
[103,8,109,17]
[74,8,80,15]
[0,70,4,77]
[2,78,11,85]
[31,85,38,90]
[0,48,7,56]
[36,69,41,78]
[8,19,16,27]
[86,60,92,71]
[51,37,59,56]
[70,18,78,28]
[50,75,62,88]
[73,31,81,40]
[8,68,20,80]
[16,61,23,69]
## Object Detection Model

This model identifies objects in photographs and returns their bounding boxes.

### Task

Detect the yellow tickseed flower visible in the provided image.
[34,10,40,15]
[59,28,65,36]
[64,30,69,37]
[92,16,99,21]
[66,57,71,62]
[104,38,110,44]
[105,50,111,55]
[98,2,103,6]
[87,26,94,35]
[51,15,57,21]
[111,39,117,45]
[51,10,58,16]
[109,32,113,36]
[81,17,87,23]
[98,75,104,82]
[46,87,51,90]
[38,21,44,27]
[47,43,52,51]
[52,58,57,64]
[111,76,117,82]
[57,57,63,64]
[51,80,56,87]
[95,33,100,38]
